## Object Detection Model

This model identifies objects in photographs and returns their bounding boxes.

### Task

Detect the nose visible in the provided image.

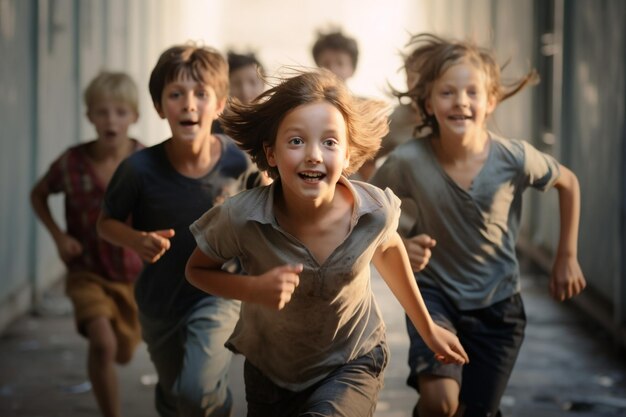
[183,92,197,111]
[456,91,469,107]
[305,143,323,164]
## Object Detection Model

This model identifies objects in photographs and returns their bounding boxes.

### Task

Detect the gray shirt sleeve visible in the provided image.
[522,140,561,191]
[189,201,240,263]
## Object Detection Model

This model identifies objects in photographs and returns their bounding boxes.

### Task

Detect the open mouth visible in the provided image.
[179,120,199,127]
[104,130,117,138]
[449,114,472,121]
[298,171,326,182]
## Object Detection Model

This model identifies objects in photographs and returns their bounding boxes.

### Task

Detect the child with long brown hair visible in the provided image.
[372,33,586,417]
[186,69,468,416]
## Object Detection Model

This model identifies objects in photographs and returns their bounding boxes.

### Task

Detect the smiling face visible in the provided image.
[426,58,496,140]
[88,98,138,147]
[156,76,226,143]
[264,101,349,204]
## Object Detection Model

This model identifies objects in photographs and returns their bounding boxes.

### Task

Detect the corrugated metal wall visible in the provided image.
[561,0,625,327]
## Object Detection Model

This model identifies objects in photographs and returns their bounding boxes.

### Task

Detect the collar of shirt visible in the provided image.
[246,176,382,229]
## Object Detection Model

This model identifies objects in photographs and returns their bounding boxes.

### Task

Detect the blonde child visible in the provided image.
[97,45,256,417]
[30,71,144,417]
[185,69,468,416]
[372,33,586,417]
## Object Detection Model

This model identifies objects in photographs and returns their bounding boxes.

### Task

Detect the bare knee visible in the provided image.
[417,375,460,417]
[86,317,117,363]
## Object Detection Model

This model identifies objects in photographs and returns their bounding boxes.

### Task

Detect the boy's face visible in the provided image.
[156,76,226,143]
[87,98,138,145]
[230,64,265,105]
[316,49,355,82]
[425,59,495,139]
[265,101,349,204]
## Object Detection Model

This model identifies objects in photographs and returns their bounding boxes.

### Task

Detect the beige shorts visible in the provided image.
[65,271,141,363]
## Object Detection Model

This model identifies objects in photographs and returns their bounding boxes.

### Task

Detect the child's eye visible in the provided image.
[196,90,209,99]
[323,138,338,147]
[169,91,182,99]
[288,137,303,145]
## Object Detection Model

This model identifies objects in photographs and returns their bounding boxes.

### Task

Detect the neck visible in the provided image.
[166,134,220,177]
[276,182,339,223]
[91,137,133,161]
[434,129,489,162]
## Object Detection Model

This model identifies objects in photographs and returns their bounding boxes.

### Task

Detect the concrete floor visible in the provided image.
[0,270,625,416]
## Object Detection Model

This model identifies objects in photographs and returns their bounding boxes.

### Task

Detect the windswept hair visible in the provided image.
[149,44,228,107]
[227,50,265,76]
[395,33,539,136]
[312,29,359,69]
[220,69,389,179]
[84,71,139,114]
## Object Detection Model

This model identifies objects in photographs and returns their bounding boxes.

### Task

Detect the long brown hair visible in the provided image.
[395,33,539,137]
[220,69,389,178]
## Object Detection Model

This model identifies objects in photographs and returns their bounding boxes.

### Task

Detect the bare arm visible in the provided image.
[185,247,301,310]
[550,164,586,300]
[372,232,468,364]
[96,211,174,263]
[30,177,82,262]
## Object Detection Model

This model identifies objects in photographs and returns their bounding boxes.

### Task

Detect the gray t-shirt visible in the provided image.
[372,133,560,310]
[190,177,400,390]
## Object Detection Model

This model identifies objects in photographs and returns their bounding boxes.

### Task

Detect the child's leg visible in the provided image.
[66,272,139,417]
[405,286,463,417]
[456,294,526,417]
[245,341,388,417]
[86,316,121,417]
[140,297,240,417]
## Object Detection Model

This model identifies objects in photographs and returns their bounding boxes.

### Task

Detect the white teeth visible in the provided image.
[300,172,323,178]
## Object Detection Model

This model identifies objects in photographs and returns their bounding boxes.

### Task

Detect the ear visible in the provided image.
[486,94,497,115]
[263,143,277,167]
[154,102,165,119]
[424,97,434,116]
[214,97,227,120]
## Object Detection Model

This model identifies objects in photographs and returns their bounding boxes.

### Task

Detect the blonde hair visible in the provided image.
[397,33,539,136]
[84,71,139,114]
[220,69,389,178]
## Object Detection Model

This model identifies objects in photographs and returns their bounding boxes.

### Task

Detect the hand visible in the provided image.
[425,324,469,365]
[134,229,175,263]
[55,233,83,263]
[550,253,586,301]
[403,234,436,272]
[251,264,302,310]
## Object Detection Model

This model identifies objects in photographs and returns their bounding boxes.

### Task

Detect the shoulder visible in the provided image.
[223,184,270,216]
[216,134,252,171]
[49,141,92,169]
[489,133,529,166]
[351,180,401,214]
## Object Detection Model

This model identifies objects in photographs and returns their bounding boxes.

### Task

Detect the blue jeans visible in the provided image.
[140,297,240,417]
[244,341,389,417]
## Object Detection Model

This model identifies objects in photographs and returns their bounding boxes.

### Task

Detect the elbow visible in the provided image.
[555,165,579,192]
[184,262,200,289]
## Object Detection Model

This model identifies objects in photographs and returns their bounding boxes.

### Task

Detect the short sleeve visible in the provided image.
[44,152,69,194]
[522,140,561,191]
[102,158,141,221]
[371,155,417,237]
[189,201,241,263]
[378,186,402,245]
